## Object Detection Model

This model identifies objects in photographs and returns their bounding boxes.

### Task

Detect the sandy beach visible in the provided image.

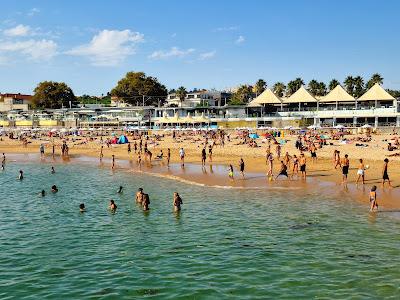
[2,129,400,210]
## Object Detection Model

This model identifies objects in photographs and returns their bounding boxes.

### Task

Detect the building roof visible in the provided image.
[1,93,32,100]
[248,88,281,107]
[358,83,395,101]
[284,86,316,103]
[319,85,355,103]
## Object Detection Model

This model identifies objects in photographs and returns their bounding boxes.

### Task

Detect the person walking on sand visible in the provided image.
[127,143,131,154]
[208,144,213,162]
[334,150,342,169]
[173,192,183,212]
[40,144,45,158]
[299,153,307,179]
[356,159,365,185]
[267,152,274,178]
[100,145,104,161]
[341,154,350,185]
[239,158,245,178]
[291,154,299,178]
[369,185,378,212]
[382,158,392,188]
[179,147,185,167]
[310,143,317,162]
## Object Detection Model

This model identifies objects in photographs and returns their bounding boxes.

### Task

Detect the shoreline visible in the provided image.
[3,150,400,210]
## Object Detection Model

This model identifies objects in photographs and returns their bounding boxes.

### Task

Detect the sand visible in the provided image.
[1,130,400,210]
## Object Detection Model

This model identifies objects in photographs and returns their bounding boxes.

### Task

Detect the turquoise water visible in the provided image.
[0,161,399,299]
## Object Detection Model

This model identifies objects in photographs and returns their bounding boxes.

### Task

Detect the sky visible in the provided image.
[0,0,399,95]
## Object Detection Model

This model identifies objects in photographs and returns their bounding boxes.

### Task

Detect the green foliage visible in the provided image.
[308,79,319,96]
[32,81,77,109]
[328,79,340,91]
[196,100,209,107]
[353,76,365,98]
[367,73,384,89]
[175,86,187,103]
[253,79,267,96]
[77,94,111,105]
[229,85,253,105]
[272,82,286,97]
[387,89,400,98]
[344,76,355,95]
[286,78,304,96]
[110,72,167,106]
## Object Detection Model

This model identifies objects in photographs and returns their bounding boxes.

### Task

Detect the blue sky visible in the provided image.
[0,0,399,95]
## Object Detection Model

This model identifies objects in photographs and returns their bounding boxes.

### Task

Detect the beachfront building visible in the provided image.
[0,93,33,112]
[165,90,231,108]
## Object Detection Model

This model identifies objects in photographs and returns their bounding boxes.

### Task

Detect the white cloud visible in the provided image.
[199,50,216,60]
[148,47,195,60]
[3,24,31,37]
[235,35,245,44]
[214,26,239,32]
[67,29,144,66]
[0,39,57,61]
[28,8,40,16]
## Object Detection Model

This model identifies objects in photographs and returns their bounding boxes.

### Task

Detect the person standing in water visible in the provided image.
[167,148,171,167]
[228,164,234,180]
[201,147,206,167]
[112,155,115,169]
[356,159,365,185]
[142,193,150,211]
[40,144,45,158]
[382,158,392,188]
[179,147,185,167]
[1,153,5,170]
[275,161,289,180]
[369,185,378,212]
[136,188,144,204]
[109,200,117,211]
[239,158,245,178]
[299,153,307,179]
[51,166,55,174]
[79,203,86,212]
[18,170,24,180]
[341,154,349,185]
[100,145,104,161]
[117,186,123,194]
[173,192,183,212]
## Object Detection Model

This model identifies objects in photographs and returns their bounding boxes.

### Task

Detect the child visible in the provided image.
[228,164,234,180]
[369,186,378,212]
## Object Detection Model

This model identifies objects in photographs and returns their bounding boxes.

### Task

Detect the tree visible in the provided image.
[387,89,400,98]
[353,76,365,98]
[32,81,76,109]
[272,82,286,98]
[367,73,383,89]
[318,82,327,96]
[286,78,304,96]
[175,86,187,107]
[308,79,320,96]
[253,79,267,96]
[344,76,355,96]
[328,79,340,91]
[110,72,167,106]
[229,85,253,105]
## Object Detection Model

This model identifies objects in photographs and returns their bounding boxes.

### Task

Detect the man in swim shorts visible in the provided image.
[275,161,289,180]
[136,188,144,204]
[299,153,307,179]
[341,154,350,185]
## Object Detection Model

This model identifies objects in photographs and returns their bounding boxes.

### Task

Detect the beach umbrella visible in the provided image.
[283,126,293,130]
[334,124,345,129]
[50,128,57,133]
[362,124,372,128]
[249,133,259,139]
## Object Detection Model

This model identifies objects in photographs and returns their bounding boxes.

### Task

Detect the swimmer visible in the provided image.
[109,199,117,211]
[142,193,150,211]
[51,185,58,193]
[117,186,123,194]
[18,170,24,180]
[173,192,183,212]
[369,185,378,212]
[51,166,55,174]
[40,190,46,197]
[79,203,86,212]
[135,188,144,204]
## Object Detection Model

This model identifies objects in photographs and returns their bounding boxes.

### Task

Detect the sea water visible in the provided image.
[0,161,399,299]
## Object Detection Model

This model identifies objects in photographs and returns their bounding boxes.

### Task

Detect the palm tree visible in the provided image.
[344,76,355,96]
[353,76,365,98]
[367,73,384,89]
[272,82,286,98]
[286,78,304,96]
[318,82,327,96]
[328,79,340,91]
[253,79,267,96]
[175,86,187,107]
[308,79,319,96]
